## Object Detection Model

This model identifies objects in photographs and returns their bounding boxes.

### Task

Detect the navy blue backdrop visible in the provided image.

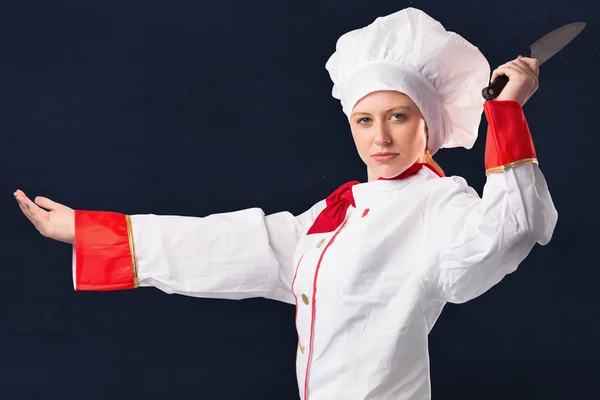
[2,0,599,398]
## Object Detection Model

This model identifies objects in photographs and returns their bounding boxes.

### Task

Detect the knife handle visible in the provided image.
[482,75,509,100]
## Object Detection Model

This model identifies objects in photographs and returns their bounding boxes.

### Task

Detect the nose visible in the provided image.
[373,123,392,146]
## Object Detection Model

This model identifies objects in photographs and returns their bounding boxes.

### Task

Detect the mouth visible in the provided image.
[372,152,399,162]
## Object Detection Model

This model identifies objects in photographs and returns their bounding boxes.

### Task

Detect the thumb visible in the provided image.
[35,196,62,211]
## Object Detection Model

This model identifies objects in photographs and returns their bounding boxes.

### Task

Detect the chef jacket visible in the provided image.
[72,100,558,399]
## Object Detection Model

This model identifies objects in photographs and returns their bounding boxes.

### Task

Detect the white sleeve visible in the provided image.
[128,201,325,304]
[429,163,558,304]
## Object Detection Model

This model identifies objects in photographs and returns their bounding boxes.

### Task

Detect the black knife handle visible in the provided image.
[481,75,509,100]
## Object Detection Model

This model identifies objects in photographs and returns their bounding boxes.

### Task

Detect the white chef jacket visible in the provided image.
[72,98,558,399]
[111,161,556,399]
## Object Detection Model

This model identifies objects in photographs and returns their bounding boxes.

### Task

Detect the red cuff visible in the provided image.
[74,210,138,291]
[483,100,538,175]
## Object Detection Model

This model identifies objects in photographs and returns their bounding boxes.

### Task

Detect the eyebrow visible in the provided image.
[351,105,411,117]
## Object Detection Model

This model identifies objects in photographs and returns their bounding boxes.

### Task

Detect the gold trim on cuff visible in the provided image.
[125,215,139,288]
[486,158,538,176]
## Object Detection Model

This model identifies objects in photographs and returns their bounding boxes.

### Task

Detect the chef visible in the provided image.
[14,7,558,400]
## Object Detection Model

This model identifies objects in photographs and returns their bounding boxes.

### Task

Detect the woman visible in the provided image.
[14,8,557,400]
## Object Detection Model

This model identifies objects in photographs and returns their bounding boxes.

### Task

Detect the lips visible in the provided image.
[372,152,399,162]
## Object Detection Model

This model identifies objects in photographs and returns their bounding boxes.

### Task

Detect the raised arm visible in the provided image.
[426,98,558,304]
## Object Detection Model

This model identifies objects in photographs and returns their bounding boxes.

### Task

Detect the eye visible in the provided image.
[356,114,406,125]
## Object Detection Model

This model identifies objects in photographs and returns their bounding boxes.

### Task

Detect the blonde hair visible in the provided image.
[424,125,444,176]
[424,148,444,176]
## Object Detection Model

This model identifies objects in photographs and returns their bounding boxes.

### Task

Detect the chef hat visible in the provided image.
[325,7,491,154]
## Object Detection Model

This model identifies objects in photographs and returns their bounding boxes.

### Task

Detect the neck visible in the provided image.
[367,168,378,182]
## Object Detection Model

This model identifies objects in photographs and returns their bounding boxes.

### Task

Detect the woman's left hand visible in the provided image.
[491,56,540,106]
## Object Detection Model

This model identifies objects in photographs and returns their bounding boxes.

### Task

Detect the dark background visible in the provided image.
[2,0,598,398]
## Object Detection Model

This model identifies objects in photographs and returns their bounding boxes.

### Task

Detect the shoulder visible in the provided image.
[431,175,476,194]
[420,174,481,215]
[409,168,476,197]
[294,197,328,224]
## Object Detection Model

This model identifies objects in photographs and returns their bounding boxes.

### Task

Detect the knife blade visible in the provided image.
[482,22,586,100]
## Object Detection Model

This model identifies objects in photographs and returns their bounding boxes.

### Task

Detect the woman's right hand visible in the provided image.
[14,189,75,244]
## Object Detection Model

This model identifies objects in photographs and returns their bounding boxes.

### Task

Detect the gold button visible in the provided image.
[316,239,325,248]
[299,342,305,353]
[302,294,309,305]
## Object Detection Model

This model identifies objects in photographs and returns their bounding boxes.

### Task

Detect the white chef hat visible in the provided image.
[325,7,491,154]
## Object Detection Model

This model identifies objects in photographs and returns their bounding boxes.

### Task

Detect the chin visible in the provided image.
[374,164,408,179]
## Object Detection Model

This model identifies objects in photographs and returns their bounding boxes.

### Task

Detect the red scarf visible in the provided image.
[306,163,442,235]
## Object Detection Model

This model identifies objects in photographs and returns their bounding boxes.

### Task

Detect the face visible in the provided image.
[350,91,427,182]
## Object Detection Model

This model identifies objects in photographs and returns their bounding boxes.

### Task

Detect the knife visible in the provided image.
[482,22,586,100]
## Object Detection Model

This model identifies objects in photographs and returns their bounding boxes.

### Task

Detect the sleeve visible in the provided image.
[428,99,558,304]
[72,200,327,305]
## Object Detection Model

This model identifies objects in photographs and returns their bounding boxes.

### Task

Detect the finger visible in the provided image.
[493,60,536,82]
[509,59,532,75]
[491,67,502,82]
[491,63,519,82]
[14,191,50,230]
[14,190,35,212]
[35,196,62,211]
[14,193,30,214]
[517,56,540,75]
[492,55,537,81]
[493,64,538,95]
[513,59,540,90]
[514,58,538,78]
[15,196,42,228]
[15,192,42,218]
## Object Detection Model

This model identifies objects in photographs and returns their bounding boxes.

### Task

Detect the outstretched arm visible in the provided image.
[73,203,325,304]
[14,189,326,304]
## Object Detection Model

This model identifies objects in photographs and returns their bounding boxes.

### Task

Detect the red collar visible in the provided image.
[377,162,442,180]
[306,163,443,235]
